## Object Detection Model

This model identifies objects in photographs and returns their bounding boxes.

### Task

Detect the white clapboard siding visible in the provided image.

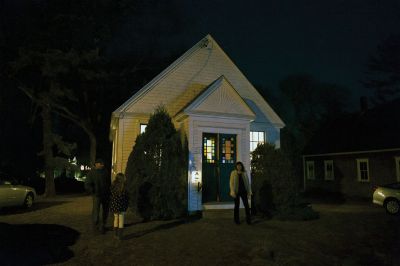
[114,35,284,128]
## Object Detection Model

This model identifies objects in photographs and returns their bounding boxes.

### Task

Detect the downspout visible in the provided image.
[302,155,306,192]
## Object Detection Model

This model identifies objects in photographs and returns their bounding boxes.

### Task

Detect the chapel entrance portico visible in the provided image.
[175,76,257,211]
[185,118,253,211]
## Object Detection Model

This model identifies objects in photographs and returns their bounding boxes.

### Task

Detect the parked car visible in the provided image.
[0,173,36,209]
[373,182,400,215]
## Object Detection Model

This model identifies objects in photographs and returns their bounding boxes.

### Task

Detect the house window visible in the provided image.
[324,160,334,180]
[356,159,370,182]
[250,131,265,152]
[306,161,315,180]
[395,157,400,182]
[140,124,147,134]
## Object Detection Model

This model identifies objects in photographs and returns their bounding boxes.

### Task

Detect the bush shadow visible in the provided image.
[124,216,200,240]
[0,223,80,266]
[0,200,69,215]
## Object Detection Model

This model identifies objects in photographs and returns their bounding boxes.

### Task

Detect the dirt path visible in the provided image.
[1,195,399,266]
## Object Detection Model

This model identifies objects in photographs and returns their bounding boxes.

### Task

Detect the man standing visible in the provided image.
[85,158,111,234]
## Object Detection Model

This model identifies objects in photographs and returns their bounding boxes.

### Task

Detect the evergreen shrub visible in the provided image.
[251,143,319,220]
[125,106,188,220]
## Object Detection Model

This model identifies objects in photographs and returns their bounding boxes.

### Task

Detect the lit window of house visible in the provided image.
[140,124,147,134]
[250,131,265,152]
[306,161,315,180]
[356,159,369,182]
[324,160,334,180]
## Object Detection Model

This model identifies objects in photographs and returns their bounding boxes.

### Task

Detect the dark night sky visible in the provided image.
[160,0,400,109]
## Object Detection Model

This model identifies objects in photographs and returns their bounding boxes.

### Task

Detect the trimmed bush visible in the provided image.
[251,143,296,214]
[125,107,188,220]
[251,143,318,220]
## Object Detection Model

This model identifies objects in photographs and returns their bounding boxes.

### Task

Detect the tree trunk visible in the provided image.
[88,131,97,167]
[42,106,56,197]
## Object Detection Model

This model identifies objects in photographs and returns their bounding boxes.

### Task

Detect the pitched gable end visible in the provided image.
[182,76,256,120]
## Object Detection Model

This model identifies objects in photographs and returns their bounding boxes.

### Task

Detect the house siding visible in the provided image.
[113,115,150,175]
[304,150,400,198]
[123,37,283,128]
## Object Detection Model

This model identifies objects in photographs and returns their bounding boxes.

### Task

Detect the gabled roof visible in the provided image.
[303,98,400,155]
[112,34,284,127]
[113,36,208,115]
[176,75,256,120]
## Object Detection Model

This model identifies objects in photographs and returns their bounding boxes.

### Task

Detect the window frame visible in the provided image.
[324,160,334,181]
[306,161,315,180]
[250,131,265,152]
[140,124,147,134]
[356,158,370,182]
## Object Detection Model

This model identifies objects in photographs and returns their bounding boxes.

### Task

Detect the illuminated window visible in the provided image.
[356,159,369,182]
[203,136,216,163]
[140,124,147,134]
[306,161,315,180]
[221,137,235,164]
[324,160,334,180]
[250,131,265,152]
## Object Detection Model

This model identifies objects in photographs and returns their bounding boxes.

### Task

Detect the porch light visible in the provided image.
[191,170,202,192]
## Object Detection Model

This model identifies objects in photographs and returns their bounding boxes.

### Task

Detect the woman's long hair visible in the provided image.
[235,161,245,172]
[112,173,126,194]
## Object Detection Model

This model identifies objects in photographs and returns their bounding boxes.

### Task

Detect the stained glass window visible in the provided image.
[221,137,235,164]
[203,137,216,163]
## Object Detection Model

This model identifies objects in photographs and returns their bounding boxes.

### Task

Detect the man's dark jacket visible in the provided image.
[85,168,111,198]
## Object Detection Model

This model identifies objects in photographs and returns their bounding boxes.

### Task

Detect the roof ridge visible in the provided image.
[113,34,214,115]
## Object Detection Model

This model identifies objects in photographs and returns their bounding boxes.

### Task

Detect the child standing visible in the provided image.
[110,173,129,240]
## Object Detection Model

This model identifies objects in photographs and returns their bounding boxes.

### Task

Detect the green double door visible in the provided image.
[202,133,236,203]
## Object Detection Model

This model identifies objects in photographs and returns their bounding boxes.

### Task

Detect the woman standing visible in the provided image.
[110,173,129,239]
[229,162,252,225]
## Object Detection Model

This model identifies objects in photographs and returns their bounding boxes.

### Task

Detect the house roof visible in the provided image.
[303,98,400,155]
[112,34,284,127]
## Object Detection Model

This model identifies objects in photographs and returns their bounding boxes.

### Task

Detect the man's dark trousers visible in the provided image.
[92,196,109,231]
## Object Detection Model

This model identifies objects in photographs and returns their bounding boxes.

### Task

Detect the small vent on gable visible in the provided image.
[200,38,212,49]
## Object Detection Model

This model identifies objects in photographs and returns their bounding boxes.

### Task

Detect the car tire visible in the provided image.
[24,193,34,209]
[384,199,399,215]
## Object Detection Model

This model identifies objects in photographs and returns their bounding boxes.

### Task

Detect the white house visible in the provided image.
[110,34,284,211]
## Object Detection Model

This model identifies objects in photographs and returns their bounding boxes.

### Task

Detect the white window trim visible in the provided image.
[250,131,266,152]
[140,123,147,134]
[324,160,334,181]
[306,161,315,180]
[356,158,370,182]
[395,157,400,182]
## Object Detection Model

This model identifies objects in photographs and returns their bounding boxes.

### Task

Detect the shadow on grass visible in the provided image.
[124,216,201,240]
[0,223,80,266]
[0,201,69,215]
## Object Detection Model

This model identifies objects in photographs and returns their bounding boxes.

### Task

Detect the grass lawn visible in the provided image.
[0,195,399,266]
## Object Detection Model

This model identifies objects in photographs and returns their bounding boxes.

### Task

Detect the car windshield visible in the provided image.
[0,173,18,185]
[384,183,400,189]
